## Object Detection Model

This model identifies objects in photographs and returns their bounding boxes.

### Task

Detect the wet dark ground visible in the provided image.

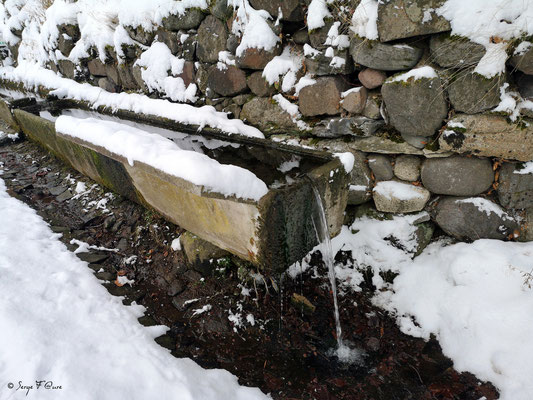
[0,139,499,400]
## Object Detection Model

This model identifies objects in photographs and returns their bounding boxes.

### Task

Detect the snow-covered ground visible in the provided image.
[0,177,268,400]
[324,214,533,400]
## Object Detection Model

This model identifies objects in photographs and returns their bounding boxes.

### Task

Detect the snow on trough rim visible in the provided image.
[0,178,268,400]
[0,62,265,139]
[55,115,269,201]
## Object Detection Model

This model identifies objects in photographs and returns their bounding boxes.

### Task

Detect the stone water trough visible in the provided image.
[5,96,349,274]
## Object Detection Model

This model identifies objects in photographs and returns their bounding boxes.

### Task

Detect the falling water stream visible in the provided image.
[310,185,343,348]
[309,183,365,364]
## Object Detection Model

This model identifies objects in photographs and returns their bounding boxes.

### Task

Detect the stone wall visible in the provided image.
[5,0,533,247]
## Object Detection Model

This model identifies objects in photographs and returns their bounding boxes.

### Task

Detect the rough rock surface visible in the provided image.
[498,162,533,209]
[240,97,300,134]
[341,87,367,114]
[373,180,430,213]
[381,74,448,137]
[197,15,228,63]
[207,65,248,96]
[510,43,533,75]
[429,34,486,69]
[350,35,423,71]
[368,154,394,181]
[247,71,275,97]
[377,0,450,42]
[180,231,229,275]
[447,70,503,114]
[236,45,282,70]
[162,8,206,31]
[421,155,493,196]
[439,114,533,162]
[299,77,347,116]
[429,197,519,240]
[394,155,421,181]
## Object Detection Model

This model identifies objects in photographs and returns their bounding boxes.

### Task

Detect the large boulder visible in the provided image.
[381,67,448,137]
[236,45,282,70]
[429,34,486,69]
[240,97,301,135]
[373,180,430,213]
[498,162,533,209]
[350,35,423,71]
[197,15,228,63]
[249,0,304,21]
[298,77,348,117]
[439,114,533,162]
[429,197,519,240]
[207,65,248,96]
[447,69,503,114]
[421,155,493,196]
[377,0,450,42]
[162,8,206,31]
[510,42,533,75]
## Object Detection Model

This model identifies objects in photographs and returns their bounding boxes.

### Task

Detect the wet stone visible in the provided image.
[76,252,110,263]
[95,271,115,281]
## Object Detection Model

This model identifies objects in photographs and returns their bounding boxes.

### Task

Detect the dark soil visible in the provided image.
[0,139,499,400]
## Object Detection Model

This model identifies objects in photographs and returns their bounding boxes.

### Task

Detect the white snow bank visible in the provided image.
[388,66,438,83]
[350,0,379,40]
[135,41,197,103]
[0,62,264,138]
[374,239,533,400]
[373,181,426,200]
[55,115,268,201]
[0,177,268,400]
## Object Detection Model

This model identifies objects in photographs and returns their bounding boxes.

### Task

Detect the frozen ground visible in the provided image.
[0,177,268,400]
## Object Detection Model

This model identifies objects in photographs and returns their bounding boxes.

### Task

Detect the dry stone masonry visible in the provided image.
[3,0,533,251]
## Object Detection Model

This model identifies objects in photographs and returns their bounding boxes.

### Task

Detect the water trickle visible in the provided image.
[310,183,365,365]
[309,185,343,349]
